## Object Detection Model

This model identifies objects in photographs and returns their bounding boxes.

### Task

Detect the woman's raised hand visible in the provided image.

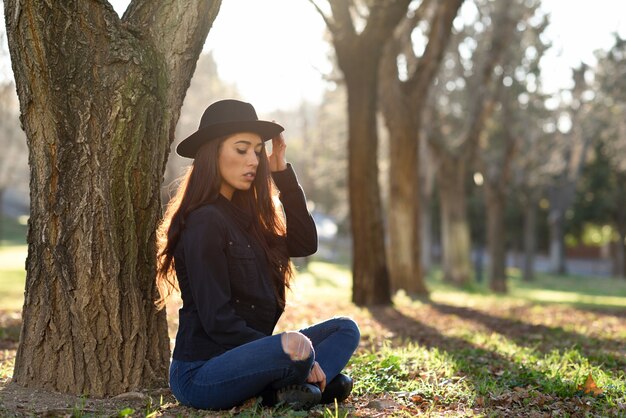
[268,123,287,172]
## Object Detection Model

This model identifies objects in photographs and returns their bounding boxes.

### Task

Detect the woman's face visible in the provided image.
[218,132,264,200]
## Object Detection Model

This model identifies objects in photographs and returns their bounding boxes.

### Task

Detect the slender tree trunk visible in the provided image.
[0,188,4,243]
[421,182,433,273]
[5,0,221,396]
[522,195,538,281]
[548,208,567,275]
[616,183,626,279]
[615,231,625,279]
[485,183,507,292]
[437,154,472,285]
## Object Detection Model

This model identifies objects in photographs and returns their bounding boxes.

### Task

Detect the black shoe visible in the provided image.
[320,373,353,404]
[275,383,322,410]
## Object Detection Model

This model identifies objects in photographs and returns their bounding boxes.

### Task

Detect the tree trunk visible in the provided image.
[386,118,426,295]
[616,182,626,279]
[485,183,507,292]
[522,195,538,281]
[437,154,472,285]
[0,188,4,243]
[321,0,412,306]
[5,0,221,396]
[343,64,392,306]
[421,181,433,273]
[548,208,567,275]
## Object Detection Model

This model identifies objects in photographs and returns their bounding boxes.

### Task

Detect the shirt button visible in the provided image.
[247,244,251,248]
[251,305,255,309]
[235,299,240,303]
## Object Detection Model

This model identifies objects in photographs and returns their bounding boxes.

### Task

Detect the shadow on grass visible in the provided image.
[0,311,20,351]
[426,301,626,371]
[0,216,27,247]
[367,306,577,398]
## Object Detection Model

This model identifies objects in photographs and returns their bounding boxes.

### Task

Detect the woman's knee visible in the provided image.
[281,331,313,361]
[336,317,360,340]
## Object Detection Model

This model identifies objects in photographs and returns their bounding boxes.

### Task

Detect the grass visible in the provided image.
[0,215,27,247]
[0,245,27,311]
[1,241,625,416]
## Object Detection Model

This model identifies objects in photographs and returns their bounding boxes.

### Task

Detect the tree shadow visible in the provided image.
[0,311,20,351]
[426,301,626,371]
[575,305,626,320]
[367,306,580,398]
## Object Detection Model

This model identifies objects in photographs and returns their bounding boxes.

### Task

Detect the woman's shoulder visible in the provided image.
[186,202,228,227]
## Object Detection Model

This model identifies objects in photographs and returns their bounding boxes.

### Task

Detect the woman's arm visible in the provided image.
[272,164,318,257]
[268,131,318,257]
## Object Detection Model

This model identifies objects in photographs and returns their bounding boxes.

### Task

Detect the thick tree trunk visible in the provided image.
[522,196,537,281]
[5,0,221,396]
[322,0,412,306]
[437,154,472,285]
[386,118,426,295]
[378,69,424,294]
[485,183,507,292]
[343,66,391,306]
[376,0,462,296]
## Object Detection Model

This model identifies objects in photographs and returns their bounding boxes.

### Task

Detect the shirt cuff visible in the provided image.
[271,163,301,194]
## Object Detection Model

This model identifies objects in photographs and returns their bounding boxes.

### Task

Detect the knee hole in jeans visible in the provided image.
[281,331,312,361]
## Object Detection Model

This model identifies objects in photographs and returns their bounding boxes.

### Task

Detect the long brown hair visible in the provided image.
[155,135,292,310]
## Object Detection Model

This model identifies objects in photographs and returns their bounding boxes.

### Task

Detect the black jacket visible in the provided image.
[172,164,318,361]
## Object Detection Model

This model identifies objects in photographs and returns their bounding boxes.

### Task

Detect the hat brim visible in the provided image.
[176,120,284,158]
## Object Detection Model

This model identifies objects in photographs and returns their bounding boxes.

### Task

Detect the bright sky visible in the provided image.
[4,1,626,113]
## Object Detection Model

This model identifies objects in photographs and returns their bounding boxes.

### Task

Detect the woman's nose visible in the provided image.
[248,151,259,167]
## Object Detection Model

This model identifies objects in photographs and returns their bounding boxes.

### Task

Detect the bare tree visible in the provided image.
[4,0,221,396]
[309,0,412,305]
[545,66,593,274]
[427,0,519,286]
[477,0,547,292]
[379,0,463,295]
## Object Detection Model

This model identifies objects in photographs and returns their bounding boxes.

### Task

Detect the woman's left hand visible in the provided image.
[268,125,287,172]
[307,361,326,392]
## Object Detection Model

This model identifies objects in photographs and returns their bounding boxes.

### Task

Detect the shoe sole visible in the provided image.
[276,384,321,409]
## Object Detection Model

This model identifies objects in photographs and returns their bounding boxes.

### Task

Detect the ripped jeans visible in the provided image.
[169,317,360,410]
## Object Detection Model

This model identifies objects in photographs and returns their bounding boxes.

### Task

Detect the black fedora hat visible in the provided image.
[176,99,284,158]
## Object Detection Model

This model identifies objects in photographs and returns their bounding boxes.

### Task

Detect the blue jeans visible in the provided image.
[169,317,360,410]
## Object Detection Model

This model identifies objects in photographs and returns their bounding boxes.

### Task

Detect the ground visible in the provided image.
[0,260,625,417]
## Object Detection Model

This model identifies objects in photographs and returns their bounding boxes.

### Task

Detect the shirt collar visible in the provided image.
[216,194,252,230]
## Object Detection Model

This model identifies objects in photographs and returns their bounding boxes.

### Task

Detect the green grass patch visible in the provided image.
[0,215,27,247]
[424,265,626,310]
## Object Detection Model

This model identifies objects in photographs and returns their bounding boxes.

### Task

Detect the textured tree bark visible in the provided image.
[378,0,462,296]
[312,0,412,306]
[437,155,472,285]
[4,0,221,396]
[484,184,507,293]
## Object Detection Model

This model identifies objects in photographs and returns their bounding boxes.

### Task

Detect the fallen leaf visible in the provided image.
[577,373,603,396]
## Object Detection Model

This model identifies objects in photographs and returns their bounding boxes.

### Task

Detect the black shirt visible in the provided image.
[172,164,318,361]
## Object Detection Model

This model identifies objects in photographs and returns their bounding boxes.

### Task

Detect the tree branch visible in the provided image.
[122,0,222,112]
[307,0,336,33]
[405,0,463,101]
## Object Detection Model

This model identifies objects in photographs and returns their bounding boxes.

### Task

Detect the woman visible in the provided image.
[156,99,360,410]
